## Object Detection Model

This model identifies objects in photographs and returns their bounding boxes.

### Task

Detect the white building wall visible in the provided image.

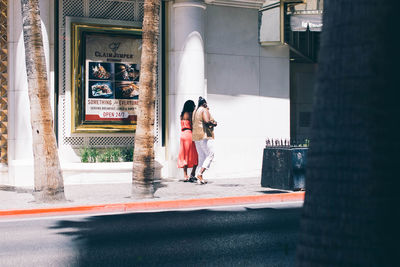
[203,5,290,179]
[4,0,290,186]
[166,3,290,180]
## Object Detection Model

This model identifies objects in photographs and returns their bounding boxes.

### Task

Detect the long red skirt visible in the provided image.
[177,130,198,168]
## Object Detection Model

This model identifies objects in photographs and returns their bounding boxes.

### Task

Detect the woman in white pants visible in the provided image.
[192,97,217,184]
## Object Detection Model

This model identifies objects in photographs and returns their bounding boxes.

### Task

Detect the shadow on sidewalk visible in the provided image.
[257,190,291,194]
[50,206,302,266]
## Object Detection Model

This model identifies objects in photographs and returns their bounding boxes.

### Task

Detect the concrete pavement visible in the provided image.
[0,177,304,217]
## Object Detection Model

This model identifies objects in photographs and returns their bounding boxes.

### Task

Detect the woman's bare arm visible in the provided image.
[202,109,217,127]
[202,109,210,123]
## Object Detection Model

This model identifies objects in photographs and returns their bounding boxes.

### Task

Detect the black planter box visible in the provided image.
[261,147,307,190]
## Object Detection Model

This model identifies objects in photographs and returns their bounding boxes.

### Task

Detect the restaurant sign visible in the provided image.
[71,23,142,133]
[85,34,141,122]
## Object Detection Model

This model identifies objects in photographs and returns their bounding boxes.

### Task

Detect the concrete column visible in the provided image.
[7,0,53,187]
[168,0,206,178]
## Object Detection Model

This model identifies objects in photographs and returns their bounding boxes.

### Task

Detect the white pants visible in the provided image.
[195,139,214,170]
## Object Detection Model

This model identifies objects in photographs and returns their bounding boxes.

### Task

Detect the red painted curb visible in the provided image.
[0,192,305,218]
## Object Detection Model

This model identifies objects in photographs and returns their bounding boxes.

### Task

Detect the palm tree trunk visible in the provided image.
[296,0,398,265]
[21,0,65,202]
[132,0,160,198]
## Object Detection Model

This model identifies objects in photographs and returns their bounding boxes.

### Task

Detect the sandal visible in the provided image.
[197,179,207,185]
[196,175,207,185]
[183,176,190,182]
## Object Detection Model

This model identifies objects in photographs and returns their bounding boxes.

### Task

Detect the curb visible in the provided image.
[0,192,305,218]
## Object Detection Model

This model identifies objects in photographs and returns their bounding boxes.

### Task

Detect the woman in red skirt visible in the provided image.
[177,100,198,182]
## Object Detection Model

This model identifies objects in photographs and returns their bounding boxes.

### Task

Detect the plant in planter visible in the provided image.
[261,139,308,191]
[121,147,134,162]
[80,147,134,163]
[110,148,122,162]
[98,149,112,162]
[88,148,99,163]
[80,147,90,163]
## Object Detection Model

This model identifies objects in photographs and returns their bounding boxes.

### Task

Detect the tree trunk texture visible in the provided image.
[296,0,399,266]
[132,0,160,198]
[21,0,65,202]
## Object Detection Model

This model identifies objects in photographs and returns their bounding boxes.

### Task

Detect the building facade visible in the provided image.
[0,0,321,187]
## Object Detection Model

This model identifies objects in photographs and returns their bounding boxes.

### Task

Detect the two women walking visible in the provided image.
[177,97,217,184]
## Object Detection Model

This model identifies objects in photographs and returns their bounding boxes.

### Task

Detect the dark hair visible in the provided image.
[198,96,207,107]
[180,100,196,119]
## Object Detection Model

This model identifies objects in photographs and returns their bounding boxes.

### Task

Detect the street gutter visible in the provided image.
[0,192,305,218]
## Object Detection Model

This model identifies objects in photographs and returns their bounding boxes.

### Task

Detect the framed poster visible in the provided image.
[71,23,142,133]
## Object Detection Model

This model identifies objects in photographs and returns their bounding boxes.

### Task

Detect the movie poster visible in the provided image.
[84,34,141,122]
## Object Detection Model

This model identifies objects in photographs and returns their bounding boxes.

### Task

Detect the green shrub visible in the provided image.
[121,147,134,162]
[98,149,112,162]
[80,147,90,163]
[79,146,134,163]
[88,148,99,163]
[110,148,122,162]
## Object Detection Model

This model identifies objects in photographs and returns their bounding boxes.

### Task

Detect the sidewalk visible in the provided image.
[0,177,304,217]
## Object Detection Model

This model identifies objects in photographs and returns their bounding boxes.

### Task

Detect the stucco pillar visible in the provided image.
[7,0,53,187]
[168,0,206,178]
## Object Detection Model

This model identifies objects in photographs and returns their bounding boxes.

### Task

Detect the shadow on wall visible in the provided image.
[50,207,302,266]
[204,5,290,99]
[206,49,290,100]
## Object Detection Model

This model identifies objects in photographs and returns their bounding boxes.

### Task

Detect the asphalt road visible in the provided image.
[0,202,303,267]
